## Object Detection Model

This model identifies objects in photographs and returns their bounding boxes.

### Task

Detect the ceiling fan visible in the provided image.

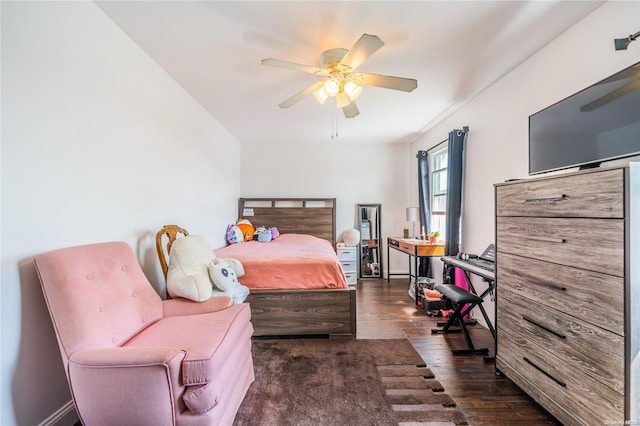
[262,34,417,119]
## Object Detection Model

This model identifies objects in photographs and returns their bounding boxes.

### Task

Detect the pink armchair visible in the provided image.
[34,241,254,425]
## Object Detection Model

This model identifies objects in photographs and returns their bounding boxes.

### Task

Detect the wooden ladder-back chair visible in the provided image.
[156,224,189,279]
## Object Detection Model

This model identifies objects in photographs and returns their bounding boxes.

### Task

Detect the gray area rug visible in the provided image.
[234,338,468,425]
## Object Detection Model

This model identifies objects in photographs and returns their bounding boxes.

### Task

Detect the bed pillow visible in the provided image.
[166,235,214,302]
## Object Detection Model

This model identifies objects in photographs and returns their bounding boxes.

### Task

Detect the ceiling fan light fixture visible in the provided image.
[262,33,417,118]
[335,92,351,109]
[313,87,329,105]
[344,81,362,101]
[324,78,340,97]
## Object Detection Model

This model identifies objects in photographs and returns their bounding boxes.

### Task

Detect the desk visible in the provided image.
[387,237,444,282]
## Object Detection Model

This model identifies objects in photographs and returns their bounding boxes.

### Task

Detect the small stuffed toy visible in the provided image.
[236,218,255,242]
[209,258,250,304]
[255,226,272,242]
[221,257,245,277]
[342,228,360,247]
[271,227,280,239]
[209,258,239,291]
[226,224,243,245]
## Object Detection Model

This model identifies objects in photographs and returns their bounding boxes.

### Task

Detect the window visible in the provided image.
[430,146,448,237]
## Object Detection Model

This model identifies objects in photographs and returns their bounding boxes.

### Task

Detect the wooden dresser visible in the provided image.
[494,163,638,425]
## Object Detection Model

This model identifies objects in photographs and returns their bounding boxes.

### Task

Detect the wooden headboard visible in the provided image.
[238,198,336,244]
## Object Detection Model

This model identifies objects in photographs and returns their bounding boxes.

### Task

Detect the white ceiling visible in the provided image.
[96,1,603,145]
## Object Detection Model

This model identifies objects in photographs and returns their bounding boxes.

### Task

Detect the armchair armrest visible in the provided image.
[69,346,184,367]
[162,295,232,317]
[68,347,186,424]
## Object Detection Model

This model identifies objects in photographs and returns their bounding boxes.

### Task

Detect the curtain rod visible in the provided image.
[426,139,447,154]
[416,126,469,157]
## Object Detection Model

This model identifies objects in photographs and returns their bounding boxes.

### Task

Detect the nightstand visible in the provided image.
[336,246,357,285]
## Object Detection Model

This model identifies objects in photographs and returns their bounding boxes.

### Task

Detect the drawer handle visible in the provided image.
[519,234,565,244]
[521,275,567,291]
[523,357,567,387]
[524,194,566,203]
[522,316,566,339]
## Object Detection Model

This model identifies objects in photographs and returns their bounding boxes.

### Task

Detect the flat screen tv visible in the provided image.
[529,61,640,175]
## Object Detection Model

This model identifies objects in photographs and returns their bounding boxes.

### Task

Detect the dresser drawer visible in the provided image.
[498,288,624,393]
[497,252,624,334]
[336,247,357,261]
[340,261,357,273]
[496,168,623,218]
[496,331,624,425]
[344,272,357,285]
[496,216,624,276]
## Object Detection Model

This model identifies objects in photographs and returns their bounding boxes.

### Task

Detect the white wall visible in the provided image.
[410,1,640,327]
[1,2,241,425]
[241,141,416,276]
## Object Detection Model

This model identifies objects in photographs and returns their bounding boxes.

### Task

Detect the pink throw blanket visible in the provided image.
[214,234,348,290]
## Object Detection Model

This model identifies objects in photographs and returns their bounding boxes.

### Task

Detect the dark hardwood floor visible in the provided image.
[355,278,560,426]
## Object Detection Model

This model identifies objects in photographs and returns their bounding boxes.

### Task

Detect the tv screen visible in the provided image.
[529,61,640,175]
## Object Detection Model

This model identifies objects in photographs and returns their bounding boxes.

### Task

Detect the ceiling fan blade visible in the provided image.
[278,81,325,109]
[352,72,417,92]
[580,78,640,112]
[342,102,360,119]
[262,58,328,76]
[339,34,385,72]
[601,66,640,83]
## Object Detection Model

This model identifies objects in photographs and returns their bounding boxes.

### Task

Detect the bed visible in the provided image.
[223,198,356,337]
[214,234,348,290]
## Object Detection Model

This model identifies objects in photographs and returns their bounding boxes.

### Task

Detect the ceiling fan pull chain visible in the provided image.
[331,108,339,139]
[331,111,335,139]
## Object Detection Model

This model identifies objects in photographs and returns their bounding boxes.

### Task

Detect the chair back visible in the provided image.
[34,242,164,368]
[156,225,189,279]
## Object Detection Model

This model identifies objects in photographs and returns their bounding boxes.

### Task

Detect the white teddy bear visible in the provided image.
[166,234,249,303]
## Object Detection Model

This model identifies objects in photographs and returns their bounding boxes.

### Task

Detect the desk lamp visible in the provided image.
[405,207,419,238]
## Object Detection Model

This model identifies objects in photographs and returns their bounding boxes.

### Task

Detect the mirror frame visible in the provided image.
[357,203,382,279]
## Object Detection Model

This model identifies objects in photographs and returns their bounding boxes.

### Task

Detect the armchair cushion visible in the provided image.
[162,295,231,317]
[125,303,253,412]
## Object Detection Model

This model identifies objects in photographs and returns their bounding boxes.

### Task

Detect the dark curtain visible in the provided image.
[443,127,468,283]
[417,150,432,278]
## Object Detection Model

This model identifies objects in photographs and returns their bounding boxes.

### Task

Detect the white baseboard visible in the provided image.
[38,400,79,426]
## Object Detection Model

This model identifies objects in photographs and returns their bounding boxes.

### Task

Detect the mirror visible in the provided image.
[357,203,382,279]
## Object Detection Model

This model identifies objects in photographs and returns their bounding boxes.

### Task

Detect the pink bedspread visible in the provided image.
[214,234,348,290]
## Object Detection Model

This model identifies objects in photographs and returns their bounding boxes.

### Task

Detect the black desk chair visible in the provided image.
[431,284,489,356]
